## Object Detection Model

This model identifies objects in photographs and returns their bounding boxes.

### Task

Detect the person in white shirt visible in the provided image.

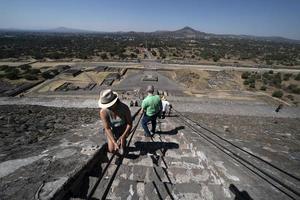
[161,96,172,119]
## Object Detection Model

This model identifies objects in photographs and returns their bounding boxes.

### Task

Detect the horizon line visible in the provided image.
[0,26,299,41]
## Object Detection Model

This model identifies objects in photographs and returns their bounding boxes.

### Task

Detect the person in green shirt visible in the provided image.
[141,85,162,137]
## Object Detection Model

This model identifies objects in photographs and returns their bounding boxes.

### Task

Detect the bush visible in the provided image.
[272,73,282,88]
[100,53,108,60]
[28,68,41,74]
[241,71,251,79]
[292,87,300,94]
[249,82,256,88]
[286,95,294,101]
[4,66,19,73]
[260,85,267,91]
[6,71,19,80]
[283,73,292,81]
[272,90,283,98]
[24,74,38,80]
[262,78,268,85]
[295,73,300,81]
[248,77,256,84]
[19,64,32,71]
[243,80,249,85]
[151,50,157,56]
[0,65,10,71]
[287,84,297,91]
[262,72,270,79]
[41,71,54,79]
[130,53,137,58]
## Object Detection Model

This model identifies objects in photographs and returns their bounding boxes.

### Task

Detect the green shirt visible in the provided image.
[142,94,162,116]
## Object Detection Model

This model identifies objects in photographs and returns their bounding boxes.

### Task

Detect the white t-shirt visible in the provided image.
[162,100,170,112]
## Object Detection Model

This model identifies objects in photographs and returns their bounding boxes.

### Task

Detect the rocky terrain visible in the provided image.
[0,105,104,200]
[0,105,99,162]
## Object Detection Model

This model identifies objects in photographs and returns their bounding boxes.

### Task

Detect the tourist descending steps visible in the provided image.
[141,85,162,137]
[160,95,172,119]
[99,89,132,155]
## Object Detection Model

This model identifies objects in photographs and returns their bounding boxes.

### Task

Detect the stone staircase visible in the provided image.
[83,117,232,200]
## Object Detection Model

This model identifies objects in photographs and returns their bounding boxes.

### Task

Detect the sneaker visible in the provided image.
[144,133,151,137]
[150,131,155,136]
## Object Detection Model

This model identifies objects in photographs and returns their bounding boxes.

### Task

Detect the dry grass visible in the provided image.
[58,72,109,83]
[169,69,243,91]
[37,80,66,92]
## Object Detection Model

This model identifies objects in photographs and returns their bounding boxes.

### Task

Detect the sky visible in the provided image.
[1,0,300,40]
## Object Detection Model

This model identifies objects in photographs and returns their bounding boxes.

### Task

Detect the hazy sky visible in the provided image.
[1,0,300,39]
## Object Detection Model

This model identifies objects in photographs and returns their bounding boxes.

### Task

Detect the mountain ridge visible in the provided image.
[0,26,299,44]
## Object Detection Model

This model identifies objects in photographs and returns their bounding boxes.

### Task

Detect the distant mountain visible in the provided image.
[44,27,97,33]
[0,26,299,44]
[150,26,207,38]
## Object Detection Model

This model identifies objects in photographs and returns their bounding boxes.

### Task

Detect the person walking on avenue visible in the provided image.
[160,96,172,119]
[141,85,162,137]
[99,89,132,155]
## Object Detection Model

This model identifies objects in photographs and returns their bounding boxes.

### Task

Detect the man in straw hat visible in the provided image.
[141,85,162,137]
[99,89,132,155]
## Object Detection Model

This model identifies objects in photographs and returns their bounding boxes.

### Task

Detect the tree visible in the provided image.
[283,73,292,81]
[249,82,256,88]
[5,69,19,80]
[100,53,108,60]
[241,72,251,79]
[272,90,283,98]
[28,68,41,74]
[130,53,137,59]
[260,85,267,91]
[20,64,32,71]
[24,74,38,80]
[151,50,157,56]
[295,73,300,81]
[0,65,9,71]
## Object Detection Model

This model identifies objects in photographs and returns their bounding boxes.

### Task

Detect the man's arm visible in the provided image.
[141,99,146,114]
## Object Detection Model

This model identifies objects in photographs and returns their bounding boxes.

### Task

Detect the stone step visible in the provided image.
[105,177,174,200]
[91,161,119,199]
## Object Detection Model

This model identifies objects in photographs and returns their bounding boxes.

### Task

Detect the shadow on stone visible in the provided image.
[156,126,185,135]
[229,184,253,200]
[67,144,110,199]
[133,141,179,156]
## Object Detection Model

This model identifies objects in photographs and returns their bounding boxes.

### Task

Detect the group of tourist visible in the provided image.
[98,85,172,155]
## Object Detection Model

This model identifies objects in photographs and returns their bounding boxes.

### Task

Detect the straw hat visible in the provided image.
[98,89,118,108]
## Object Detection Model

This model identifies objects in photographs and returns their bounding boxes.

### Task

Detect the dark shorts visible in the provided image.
[112,125,126,140]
